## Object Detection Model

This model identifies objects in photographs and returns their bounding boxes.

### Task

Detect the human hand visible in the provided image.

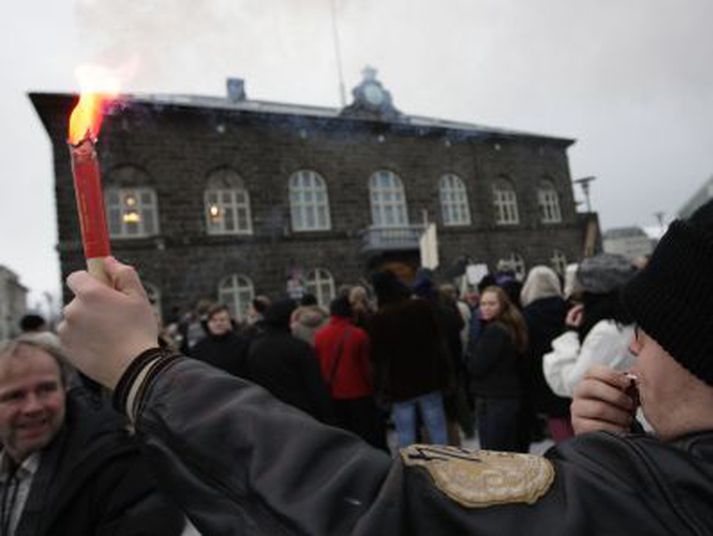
[58,257,158,390]
[565,304,584,328]
[571,365,636,435]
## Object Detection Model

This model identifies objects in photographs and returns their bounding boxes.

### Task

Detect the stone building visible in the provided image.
[602,226,653,261]
[31,72,586,321]
[0,266,28,342]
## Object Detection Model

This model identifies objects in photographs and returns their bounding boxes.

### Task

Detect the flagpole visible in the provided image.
[329,0,347,107]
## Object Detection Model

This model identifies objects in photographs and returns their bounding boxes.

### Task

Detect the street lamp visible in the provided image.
[573,176,596,213]
[653,211,666,235]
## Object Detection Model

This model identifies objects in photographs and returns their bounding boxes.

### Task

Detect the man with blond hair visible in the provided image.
[0,334,184,535]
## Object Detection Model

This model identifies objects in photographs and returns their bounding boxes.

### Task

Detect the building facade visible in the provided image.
[0,266,28,342]
[31,73,585,321]
[602,226,654,261]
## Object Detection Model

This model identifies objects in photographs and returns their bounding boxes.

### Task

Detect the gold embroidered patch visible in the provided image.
[400,445,555,508]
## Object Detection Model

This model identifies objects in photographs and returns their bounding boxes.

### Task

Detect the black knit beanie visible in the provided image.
[622,199,713,386]
[371,270,410,305]
[330,295,352,318]
[264,298,297,330]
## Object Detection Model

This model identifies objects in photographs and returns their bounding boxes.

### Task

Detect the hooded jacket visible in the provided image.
[290,305,329,346]
[520,266,571,417]
[246,322,334,423]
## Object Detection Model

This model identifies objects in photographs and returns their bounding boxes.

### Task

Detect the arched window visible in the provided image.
[538,179,562,223]
[105,186,159,237]
[218,274,255,322]
[304,268,335,307]
[369,170,408,227]
[144,282,162,321]
[205,169,252,235]
[551,250,568,276]
[289,170,331,231]
[492,178,519,225]
[439,174,471,226]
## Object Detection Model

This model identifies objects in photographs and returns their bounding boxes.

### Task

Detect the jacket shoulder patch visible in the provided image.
[400,445,554,508]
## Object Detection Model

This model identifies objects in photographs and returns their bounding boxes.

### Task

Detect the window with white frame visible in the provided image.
[439,174,471,226]
[289,170,331,231]
[205,169,252,235]
[507,252,527,281]
[538,179,562,223]
[304,268,335,308]
[369,170,408,227]
[493,178,519,225]
[218,274,255,322]
[106,187,159,237]
[551,250,568,276]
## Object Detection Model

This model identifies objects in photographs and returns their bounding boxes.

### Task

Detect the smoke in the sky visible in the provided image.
[73,0,341,98]
[66,0,713,224]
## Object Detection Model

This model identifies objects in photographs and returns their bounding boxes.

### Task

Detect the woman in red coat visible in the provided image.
[315,296,385,449]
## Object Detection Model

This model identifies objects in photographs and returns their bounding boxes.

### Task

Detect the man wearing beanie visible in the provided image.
[56,202,713,535]
[571,198,713,436]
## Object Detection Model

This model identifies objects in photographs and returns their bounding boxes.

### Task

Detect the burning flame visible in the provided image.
[68,64,122,145]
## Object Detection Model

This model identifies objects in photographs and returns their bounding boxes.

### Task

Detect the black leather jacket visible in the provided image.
[124,356,713,535]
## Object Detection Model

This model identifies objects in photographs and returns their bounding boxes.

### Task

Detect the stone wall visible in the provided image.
[32,93,584,319]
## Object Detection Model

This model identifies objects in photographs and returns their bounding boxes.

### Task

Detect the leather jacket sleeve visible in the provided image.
[129,357,711,536]
[133,358,392,535]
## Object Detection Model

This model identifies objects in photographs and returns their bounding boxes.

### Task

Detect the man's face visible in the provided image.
[629,329,697,440]
[207,311,232,336]
[0,345,66,463]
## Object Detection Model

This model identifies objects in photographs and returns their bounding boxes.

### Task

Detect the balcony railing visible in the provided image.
[361,224,426,253]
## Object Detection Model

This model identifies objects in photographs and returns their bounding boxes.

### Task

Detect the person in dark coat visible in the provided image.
[520,266,571,444]
[245,298,334,423]
[190,304,250,377]
[0,335,184,536]
[469,285,529,452]
[411,274,467,443]
[370,271,451,447]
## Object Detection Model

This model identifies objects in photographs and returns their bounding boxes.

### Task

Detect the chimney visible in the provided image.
[226,78,246,102]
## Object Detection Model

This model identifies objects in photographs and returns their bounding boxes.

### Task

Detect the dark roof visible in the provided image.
[29,91,575,146]
[136,93,574,144]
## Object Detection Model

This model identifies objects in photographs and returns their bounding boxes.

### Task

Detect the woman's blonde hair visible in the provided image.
[481,286,528,354]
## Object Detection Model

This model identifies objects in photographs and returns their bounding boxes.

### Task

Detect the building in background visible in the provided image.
[678,175,713,220]
[31,70,590,321]
[602,226,654,261]
[0,266,28,342]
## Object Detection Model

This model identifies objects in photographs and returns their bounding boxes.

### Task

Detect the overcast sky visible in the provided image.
[2,0,712,311]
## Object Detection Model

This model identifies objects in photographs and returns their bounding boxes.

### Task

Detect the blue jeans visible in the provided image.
[392,391,448,447]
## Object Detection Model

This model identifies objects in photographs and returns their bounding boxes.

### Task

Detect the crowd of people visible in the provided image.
[142,249,644,458]
[45,198,713,534]
[2,201,712,533]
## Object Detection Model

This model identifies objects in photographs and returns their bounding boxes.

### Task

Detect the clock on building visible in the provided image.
[363,83,385,106]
